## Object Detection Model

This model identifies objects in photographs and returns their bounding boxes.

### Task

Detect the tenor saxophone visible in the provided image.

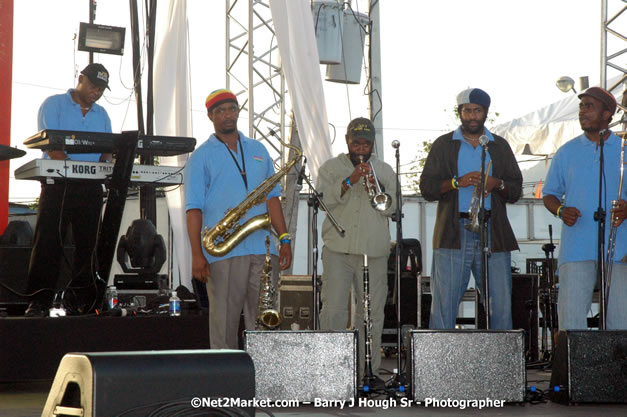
[202,138,302,257]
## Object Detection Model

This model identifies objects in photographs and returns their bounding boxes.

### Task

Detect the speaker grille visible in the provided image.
[411,330,526,402]
[245,330,357,402]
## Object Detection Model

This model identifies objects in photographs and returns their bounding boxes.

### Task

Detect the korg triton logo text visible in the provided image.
[71,164,97,175]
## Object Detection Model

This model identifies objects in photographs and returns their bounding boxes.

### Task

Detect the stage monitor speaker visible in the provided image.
[244,330,357,402]
[410,330,526,403]
[550,330,627,404]
[42,349,255,417]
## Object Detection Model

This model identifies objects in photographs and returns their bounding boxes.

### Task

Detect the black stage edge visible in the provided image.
[0,313,209,382]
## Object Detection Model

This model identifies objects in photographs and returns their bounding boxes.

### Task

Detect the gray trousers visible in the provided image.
[320,246,388,377]
[206,254,279,349]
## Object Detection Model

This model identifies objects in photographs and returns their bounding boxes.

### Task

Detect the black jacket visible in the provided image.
[419,131,522,252]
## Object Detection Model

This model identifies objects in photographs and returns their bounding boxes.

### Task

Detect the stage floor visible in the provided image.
[2,361,627,417]
[1,314,626,416]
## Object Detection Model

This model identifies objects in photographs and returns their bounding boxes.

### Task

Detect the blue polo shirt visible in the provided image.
[543,132,627,265]
[184,132,281,264]
[453,127,493,212]
[38,89,112,162]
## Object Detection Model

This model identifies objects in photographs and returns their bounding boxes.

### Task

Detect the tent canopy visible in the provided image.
[493,76,624,156]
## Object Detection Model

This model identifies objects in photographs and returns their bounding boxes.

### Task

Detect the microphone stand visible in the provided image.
[390,140,407,392]
[540,225,557,361]
[478,138,490,329]
[593,129,607,330]
[300,163,345,330]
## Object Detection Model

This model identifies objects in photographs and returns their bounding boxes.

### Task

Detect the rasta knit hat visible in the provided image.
[456,88,491,109]
[205,89,238,113]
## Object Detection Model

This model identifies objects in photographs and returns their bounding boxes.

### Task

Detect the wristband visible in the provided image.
[345,177,352,187]
[556,205,564,219]
[451,176,459,190]
[278,233,290,241]
[280,239,291,245]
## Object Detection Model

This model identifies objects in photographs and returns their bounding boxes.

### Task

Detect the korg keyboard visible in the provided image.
[24,130,196,156]
[15,159,184,186]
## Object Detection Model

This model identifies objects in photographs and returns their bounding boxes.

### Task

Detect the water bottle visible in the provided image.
[49,292,66,317]
[169,290,181,316]
[106,286,119,310]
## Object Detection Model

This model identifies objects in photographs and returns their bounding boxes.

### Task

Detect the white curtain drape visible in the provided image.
[269,0,333,183]
[153,0,193,289]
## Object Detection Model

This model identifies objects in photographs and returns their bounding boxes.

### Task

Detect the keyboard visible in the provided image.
[14,159,184,186]
[24,130,196,156]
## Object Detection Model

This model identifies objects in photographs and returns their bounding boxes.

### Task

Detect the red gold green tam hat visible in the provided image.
[205,89,238,112]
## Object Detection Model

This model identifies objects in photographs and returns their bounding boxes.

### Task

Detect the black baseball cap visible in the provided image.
[346,117,376,142]
[80,63,110,90]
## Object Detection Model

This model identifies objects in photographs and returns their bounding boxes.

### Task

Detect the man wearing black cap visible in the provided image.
[24,63,113,317]
[420,88,522,329]
[543,86,627,330]
[317,117,397,382]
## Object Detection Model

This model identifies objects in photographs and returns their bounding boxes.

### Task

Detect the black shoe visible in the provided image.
[25,300,49,317]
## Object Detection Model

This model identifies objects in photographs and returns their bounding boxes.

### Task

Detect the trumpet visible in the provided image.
[358,155,392,211]
[465,160,492,233]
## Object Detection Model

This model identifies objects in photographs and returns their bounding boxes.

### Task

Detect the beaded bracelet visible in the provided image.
[451,176,459,190]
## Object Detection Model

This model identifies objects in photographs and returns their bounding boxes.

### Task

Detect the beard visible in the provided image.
[460,114,488,136]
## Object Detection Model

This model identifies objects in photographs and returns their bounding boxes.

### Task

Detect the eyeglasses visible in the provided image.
[213,105,239,116]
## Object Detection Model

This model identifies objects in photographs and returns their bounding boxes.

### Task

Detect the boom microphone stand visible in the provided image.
[390,140,407,392]
[299,161,345,330]
[478,135,491,329]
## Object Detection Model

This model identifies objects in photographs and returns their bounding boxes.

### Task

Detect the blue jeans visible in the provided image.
[429,218,513,329]
[558,261,627,330]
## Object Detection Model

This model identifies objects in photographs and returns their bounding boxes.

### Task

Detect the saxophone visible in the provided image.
[202,138,302,257]
[257,236,282,330]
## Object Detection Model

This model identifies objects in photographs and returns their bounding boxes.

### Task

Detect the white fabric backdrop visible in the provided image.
[153,0,193,289]
[269,0,333,184]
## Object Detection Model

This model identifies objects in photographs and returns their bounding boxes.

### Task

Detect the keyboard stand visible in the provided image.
[93,130,140,311]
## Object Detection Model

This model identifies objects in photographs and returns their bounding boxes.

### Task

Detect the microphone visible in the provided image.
[479,135,489,148]
[391,140,400,149]
[296,158,307,191]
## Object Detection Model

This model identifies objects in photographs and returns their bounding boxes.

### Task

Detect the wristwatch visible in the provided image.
[496,179,505,191]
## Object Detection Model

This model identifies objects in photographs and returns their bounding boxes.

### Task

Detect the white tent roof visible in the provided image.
[493,76,624,156]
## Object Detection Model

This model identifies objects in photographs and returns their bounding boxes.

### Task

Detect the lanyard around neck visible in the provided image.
[219,136,248,190]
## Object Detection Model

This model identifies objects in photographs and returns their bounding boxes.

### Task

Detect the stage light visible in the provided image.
[555,76,576,94]
[78,22,126,56]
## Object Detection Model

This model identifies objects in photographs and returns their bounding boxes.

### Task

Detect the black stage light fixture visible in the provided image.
[78,22,126,56]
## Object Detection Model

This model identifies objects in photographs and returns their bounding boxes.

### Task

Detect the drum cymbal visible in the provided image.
[0,145,26,161]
